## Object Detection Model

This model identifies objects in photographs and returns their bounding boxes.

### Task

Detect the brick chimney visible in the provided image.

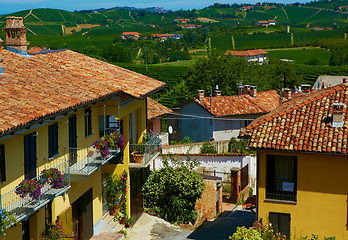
[243,85,250,95]
[283,88,291,100]
[343,78,347,83]
[238,86,243,95]
[250,86,257,97]
[301,84,310,93]
[332,103,345,127]
[214,85,221,97]
[197,90,205,101]
[5,17,28,55]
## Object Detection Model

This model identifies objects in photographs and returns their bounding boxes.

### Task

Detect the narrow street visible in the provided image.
[126,205,255,240]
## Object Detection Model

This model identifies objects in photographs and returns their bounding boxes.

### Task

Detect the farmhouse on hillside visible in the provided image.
[225,49,268,64]
[121,32,141,40]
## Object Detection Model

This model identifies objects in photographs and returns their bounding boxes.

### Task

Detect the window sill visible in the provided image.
[85,133,93,138]
[264,198,297,205]
[47,152,60,161]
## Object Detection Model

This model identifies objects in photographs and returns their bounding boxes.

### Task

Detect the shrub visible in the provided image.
[229,226,262,240]
[15,179,43,200]
[0,209,16,236]
[200,142,217,153]
[105,171,128,216]
[42,221,64,240]
[143,153,204,224]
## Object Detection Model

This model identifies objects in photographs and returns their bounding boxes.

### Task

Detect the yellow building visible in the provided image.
[243,83,348,239]
[0,17,165,240]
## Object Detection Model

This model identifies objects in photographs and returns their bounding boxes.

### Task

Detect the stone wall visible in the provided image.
[195,179,222,226]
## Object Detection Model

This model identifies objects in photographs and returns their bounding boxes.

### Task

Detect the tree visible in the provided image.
[143,152,204,224]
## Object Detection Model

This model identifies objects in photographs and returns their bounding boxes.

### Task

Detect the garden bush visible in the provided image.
[200,142,217,153]
[143,153,204,224]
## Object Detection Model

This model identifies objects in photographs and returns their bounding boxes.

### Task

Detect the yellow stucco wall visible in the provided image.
[0,95,147,239]
[258,151,348,239]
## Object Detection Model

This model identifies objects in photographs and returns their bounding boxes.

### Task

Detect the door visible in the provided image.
[69,115,77,165]
[22,219,30,240]
[72,188,93,240]
[24,133,36,180]
[130,168,148,222]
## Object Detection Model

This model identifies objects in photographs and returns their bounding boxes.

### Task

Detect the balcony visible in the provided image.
[1,158,70,222]
[68,146,120,180]
[129,134,161,168]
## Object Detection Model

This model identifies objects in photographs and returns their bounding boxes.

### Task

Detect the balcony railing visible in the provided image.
[129,134,161,166]
[68,146,120,176]
[266,191,297,202]
[1,158,70,222]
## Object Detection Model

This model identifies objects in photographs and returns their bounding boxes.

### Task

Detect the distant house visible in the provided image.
[174,18,190,23]
[179,24,196,29]
[121,32,141,40]
[151,33,183,40]
[168,86,280,143]
[147,97,172,134]
[225,49,268,63]
[312,75,348,90]
[242,6,254,11]
[257,20,276,26]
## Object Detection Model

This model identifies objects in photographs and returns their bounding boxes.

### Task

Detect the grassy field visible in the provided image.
[266,47,331,65]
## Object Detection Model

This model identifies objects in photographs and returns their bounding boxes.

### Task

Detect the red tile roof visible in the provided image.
[27,47,47,54]
[225,49,268,57]
[122,32,141,35]
[0,49,165,135]
[147,97,173,120]
[194,90,280,117]
[243,83,348,154]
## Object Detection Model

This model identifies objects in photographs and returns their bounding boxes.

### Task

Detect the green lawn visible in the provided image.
[266,47,331,65]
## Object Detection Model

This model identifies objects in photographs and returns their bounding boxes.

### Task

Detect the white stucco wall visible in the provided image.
[162,141,230,154]
[152,154,257,194]
[213,119,243,141]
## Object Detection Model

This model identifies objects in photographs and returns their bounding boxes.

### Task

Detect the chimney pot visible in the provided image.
[343,78,347,83]
[250,86,257,97]
[301,84,310,93]
[238,86,244,95]
[243,85,251,95]
[5,16,28,55]
[197,90,205,101]
[283,88,291,100]
[214,85,221,96]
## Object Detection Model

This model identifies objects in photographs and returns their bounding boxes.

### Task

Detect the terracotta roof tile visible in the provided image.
[225,49,268,56]
[194,90,280,117]
[0,49,165,135]
[147,97,173,120]
[243,83,348,154]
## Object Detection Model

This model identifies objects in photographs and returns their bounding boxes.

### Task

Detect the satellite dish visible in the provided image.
[168,126,173,134]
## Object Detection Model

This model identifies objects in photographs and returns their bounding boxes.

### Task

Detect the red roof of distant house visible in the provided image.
[243,83,348,154]
[122,32,141,35]
[339,6,348,9]
[27,47,47,54]
[225,49,268,57]
[147,98,173,120]
[193,90,279,117]
[257,20,269,24]
[268,19,276,22]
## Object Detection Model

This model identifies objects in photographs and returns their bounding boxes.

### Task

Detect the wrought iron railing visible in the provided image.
[68,147,120,175]
[1,157,70,222]
[266,191,296,202]
[129,134,161,165]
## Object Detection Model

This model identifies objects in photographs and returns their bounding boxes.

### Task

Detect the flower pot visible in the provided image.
[133,154,143,164]
[120,219,125,224]
[125,223,130,228]
[109,209,117,216]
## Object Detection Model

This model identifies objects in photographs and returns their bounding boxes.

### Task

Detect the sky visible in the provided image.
[0,0,309,14]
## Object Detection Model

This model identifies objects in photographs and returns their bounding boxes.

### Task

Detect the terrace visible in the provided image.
[1,158,70,222]
[129,134,162,168]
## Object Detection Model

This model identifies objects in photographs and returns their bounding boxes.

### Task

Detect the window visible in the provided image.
[48,123,58,158]
[85,107,92,137]
[266,155,297,202]
[269,212,290,237]
[0,145,6,182]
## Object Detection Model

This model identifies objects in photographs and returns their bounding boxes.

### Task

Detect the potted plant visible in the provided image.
[124,217,134,228]
[15,179,43,200]
[41,168,64,189]
[92,138,109,158]
[105,171,127,215]
[42,221,64,240]
[0,209,16,236]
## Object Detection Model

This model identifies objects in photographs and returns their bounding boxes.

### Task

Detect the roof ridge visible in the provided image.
[247,84,347,131]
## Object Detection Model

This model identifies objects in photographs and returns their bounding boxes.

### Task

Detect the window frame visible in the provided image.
[266,155,297,202]
[85,107,92,137]
[48,123,59,158]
